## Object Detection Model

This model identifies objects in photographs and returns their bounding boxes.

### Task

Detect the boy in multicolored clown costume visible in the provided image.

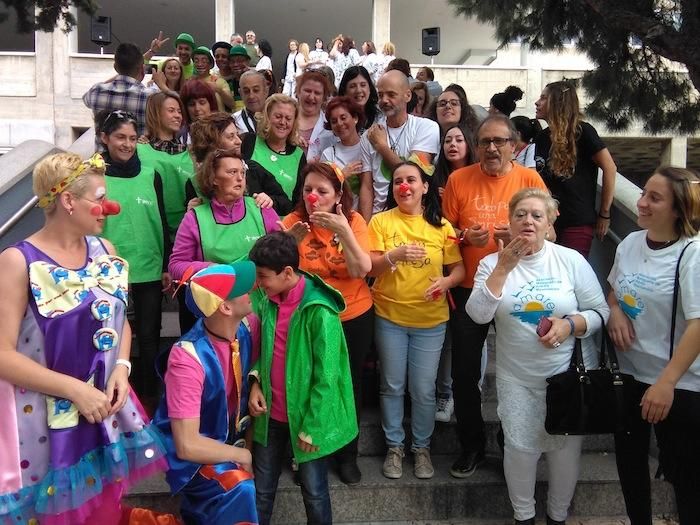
[152,262,259,525]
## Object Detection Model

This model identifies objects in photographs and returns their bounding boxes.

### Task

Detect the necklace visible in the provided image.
[645,235,679,250]
[204,324,235,343]
[386,122,407,153]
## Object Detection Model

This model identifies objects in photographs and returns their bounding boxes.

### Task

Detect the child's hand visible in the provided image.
[297,437,319,453]
[248,381,267,416]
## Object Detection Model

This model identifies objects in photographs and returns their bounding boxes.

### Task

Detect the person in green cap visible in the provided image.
[228,44,252,112]
[175,32,196,80]
[192,45,234,111]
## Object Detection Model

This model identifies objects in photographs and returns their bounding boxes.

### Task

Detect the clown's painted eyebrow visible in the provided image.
[94,187,106,199]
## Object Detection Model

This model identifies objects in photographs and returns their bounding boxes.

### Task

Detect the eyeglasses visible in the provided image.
[437,99,460,109]
[477,137,512,148]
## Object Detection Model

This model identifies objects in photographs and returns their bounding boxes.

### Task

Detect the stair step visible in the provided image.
[358,404,614,456]
[124,452,676,523]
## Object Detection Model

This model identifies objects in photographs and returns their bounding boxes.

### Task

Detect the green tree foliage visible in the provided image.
[0,1,97,33]
[449,0,700,134]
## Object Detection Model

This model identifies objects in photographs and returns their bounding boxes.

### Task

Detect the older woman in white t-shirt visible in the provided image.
[466,188,609,525]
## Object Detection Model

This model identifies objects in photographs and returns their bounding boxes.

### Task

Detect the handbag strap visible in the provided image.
[669,241,695,359]
[589,309,621,372]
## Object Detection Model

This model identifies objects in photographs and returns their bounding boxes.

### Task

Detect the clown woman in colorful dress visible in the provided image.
[0,153,168,525]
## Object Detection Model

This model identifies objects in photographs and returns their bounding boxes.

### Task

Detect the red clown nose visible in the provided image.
[399,182,410,195]
[306,193,319,205]
[90,200,121,216]
[102,200,121,215]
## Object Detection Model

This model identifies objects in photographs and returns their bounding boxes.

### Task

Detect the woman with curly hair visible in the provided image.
[534,80,617,258]
[489,85,524,117]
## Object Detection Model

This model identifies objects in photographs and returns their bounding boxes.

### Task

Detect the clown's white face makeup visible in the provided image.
[94,187,106,200]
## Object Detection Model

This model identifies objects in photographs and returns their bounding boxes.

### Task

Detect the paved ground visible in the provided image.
[339,519,678,525]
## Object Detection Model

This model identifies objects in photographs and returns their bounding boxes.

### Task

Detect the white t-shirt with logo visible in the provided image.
[321,141,366,210]
[360,114,439,214]
[608,231,700,391]
[468,241,608,389]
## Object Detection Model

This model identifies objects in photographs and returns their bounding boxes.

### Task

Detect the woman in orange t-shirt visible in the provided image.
[282,161,373,485]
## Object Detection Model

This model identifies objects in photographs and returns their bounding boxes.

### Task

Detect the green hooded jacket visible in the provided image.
[249,271,358,463]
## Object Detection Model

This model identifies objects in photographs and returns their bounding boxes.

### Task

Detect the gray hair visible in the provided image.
[509,188,559,223]
[240,69,266,84]
[476,114,518,140]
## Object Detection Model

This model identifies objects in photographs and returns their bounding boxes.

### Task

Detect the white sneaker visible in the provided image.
[435,395,454,422]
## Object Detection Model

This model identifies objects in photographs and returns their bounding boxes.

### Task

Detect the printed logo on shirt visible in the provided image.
[613,273,649,320]
[136,196,154,206]
[509,277,560,325]
[469,194,510,231]
[389,233,430,269]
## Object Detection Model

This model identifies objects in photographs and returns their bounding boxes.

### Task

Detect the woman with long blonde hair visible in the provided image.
[534,80,617,258]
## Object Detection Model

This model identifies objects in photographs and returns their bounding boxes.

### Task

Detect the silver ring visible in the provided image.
[553,341,561,348]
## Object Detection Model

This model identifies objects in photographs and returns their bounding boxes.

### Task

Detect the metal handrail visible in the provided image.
[0,195,38,239]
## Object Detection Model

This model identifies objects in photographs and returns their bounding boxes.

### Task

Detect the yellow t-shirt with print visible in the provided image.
[368,207,462,328]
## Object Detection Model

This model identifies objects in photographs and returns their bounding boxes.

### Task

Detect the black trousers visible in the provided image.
[449,287,490,455]
[614,379,700,525]
[336,307,375,462]
[130,281,163,398]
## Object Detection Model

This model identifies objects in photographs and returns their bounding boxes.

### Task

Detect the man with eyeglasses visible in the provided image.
[358,70,440,221]
[442,115,547,478]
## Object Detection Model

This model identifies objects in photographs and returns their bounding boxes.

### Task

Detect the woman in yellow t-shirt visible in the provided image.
[368,160,464,480]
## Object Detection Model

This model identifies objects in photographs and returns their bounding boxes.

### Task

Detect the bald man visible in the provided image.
[359,70,440,220]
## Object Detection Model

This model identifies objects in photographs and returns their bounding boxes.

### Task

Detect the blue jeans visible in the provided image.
[253,418,332,525]
[375,316,446,450]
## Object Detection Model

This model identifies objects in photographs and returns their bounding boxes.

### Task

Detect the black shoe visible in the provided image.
[546,516,565,525]
[338,460,362,486]
[449,450,485,478]
[514,519,535,525]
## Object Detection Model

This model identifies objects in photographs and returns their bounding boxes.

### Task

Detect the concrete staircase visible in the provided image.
[125,313,677,523]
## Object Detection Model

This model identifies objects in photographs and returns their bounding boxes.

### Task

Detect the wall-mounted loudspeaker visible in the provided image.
[422,27,440,56]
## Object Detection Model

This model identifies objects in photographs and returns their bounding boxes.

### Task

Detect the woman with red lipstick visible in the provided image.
[98,110,172,403]
[368,160,464,480]
[607,167,700,525]
[0,152,168,524]
[321,96,367,210]
[465,188,608,525]
[282,161,372,485]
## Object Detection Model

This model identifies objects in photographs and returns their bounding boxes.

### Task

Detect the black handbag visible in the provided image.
[545,310,637,435]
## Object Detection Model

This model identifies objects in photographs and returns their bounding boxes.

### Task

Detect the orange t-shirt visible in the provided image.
[282,210,373,321]
[442,162,547,288]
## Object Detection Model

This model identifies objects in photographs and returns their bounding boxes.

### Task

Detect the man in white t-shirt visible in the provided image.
[358,70,440,221]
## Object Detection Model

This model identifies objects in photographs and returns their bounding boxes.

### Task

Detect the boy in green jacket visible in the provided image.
[247,231,357,525]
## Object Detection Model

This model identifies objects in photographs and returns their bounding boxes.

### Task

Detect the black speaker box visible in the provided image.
[91,16,112,46]
[422,27,440,56]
